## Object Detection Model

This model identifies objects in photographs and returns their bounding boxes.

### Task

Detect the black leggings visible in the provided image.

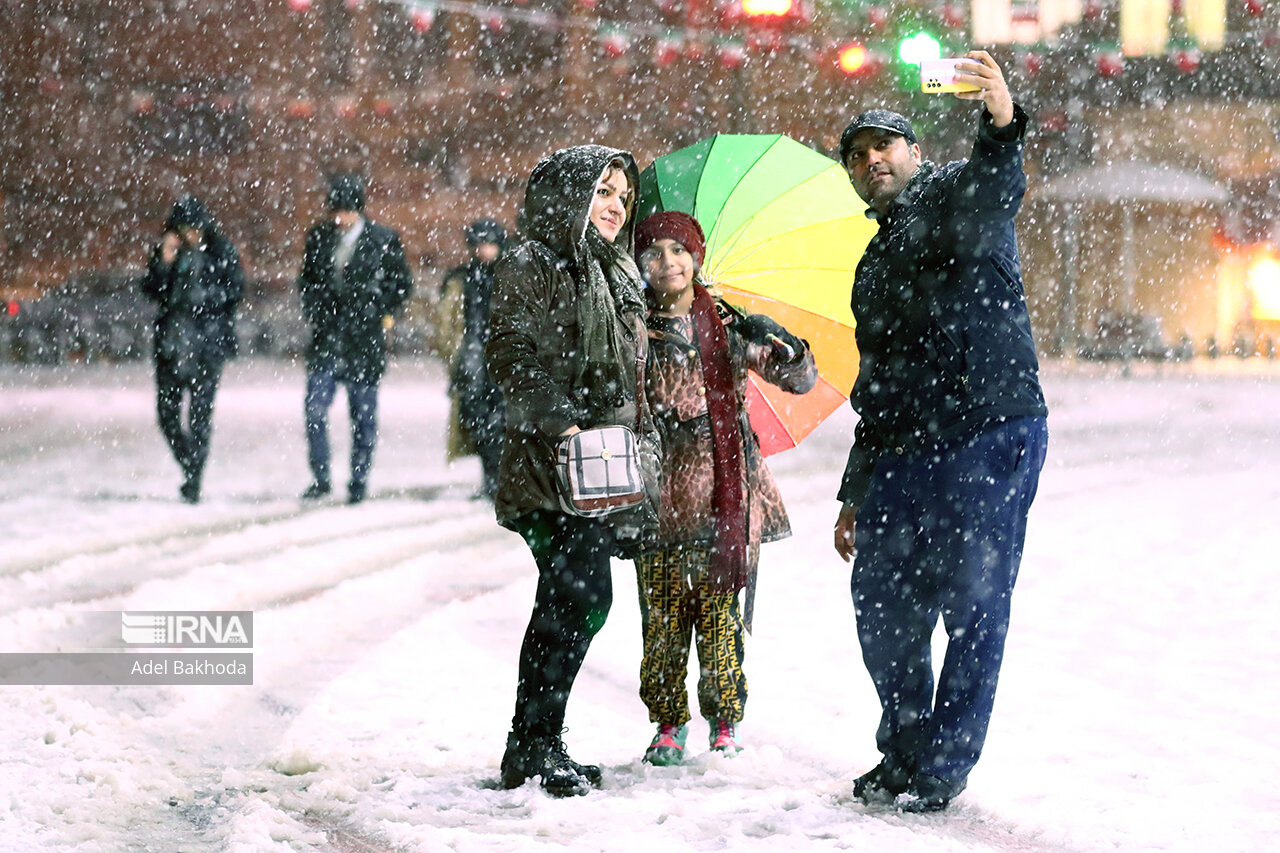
[156,359,222,484]
[509,510,614,741]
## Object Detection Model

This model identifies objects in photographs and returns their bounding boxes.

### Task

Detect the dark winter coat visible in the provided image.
[450,256,501,401]
[297,218,413,383]
[485,145,659,533]
[838,105,1047,506]
[141,230,243,373]
[645,302,816,555]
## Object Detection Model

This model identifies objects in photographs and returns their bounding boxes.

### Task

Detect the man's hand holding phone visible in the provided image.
[921,50,1014,129]
[952,50,1014,128]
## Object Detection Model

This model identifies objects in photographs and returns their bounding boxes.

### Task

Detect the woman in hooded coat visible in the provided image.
[140,197,243,503]
[631,211,816,765]
[485,145,658,796]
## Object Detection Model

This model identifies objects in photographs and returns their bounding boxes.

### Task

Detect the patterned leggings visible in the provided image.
[636,546,747,727]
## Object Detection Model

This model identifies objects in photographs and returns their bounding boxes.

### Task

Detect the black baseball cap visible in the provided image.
[327,173,366,212]
[839,109,917,165]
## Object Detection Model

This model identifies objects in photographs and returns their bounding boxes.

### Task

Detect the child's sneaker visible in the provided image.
[709,719,742,754]
[643,723,688,766]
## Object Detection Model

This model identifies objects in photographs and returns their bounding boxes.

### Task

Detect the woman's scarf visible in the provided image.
[690,282,748,593]
[574,224,645,417]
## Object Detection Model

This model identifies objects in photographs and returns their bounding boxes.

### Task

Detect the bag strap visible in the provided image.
[634,316,653,436]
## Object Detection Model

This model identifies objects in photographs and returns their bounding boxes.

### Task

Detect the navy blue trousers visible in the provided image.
[852,416,1047,787]
[305,369,379,489]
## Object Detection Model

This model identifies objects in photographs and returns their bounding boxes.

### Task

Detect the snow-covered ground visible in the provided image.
[2,356,1279,852]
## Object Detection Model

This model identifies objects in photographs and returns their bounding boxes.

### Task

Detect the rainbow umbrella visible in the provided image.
[638,133,877,455]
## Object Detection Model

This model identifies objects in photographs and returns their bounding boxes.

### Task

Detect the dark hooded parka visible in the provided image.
[487,146,659,794]
[142,197,243,377]
[485,145,660,537]
[140,196,243,501]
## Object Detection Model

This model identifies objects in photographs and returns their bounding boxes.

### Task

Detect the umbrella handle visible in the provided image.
[766,334,796,362]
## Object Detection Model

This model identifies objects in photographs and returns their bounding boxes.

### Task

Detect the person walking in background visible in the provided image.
[631,212,815,765]
[297,173,413,505]
[141,196,243,504]
[485,145,658,796]
[435,261,470,464]
[449,218,508,499]
[832,51,1048,812]
[433,260,467,370]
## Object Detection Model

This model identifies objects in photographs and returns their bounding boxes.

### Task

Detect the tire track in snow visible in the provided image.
[157,537,530,852]
[26,514,532,852]
[0,503,314,580]
[0,482,478,580]
[0,497,490,616]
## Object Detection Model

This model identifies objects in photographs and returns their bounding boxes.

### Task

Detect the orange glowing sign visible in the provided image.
[741,0,793,16]
[838,42,869,74]
[1248,249,1280,321]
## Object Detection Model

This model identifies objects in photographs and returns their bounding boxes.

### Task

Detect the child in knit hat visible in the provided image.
[632,210,816,764]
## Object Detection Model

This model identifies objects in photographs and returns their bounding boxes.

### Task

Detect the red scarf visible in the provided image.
[690,283,747,593]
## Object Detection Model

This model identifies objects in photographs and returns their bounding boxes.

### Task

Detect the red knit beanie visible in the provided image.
[634,211,707,268]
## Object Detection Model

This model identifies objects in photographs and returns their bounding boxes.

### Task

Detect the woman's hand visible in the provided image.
[560,426,581,437]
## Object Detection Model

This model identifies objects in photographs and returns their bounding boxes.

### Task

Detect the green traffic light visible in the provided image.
[897,32,942,66]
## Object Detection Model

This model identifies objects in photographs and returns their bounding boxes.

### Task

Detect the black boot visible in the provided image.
[301,480,331,500]
[853,756,913,804]
[177,447,200,503]
[179,478,201,504]
[500,733,592,797]
[549,735,602,787]
[897,773,965,813]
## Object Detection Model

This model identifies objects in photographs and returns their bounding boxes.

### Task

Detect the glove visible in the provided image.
[734,314,805,362]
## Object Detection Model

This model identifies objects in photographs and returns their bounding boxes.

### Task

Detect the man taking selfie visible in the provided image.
[833,51,1048,812]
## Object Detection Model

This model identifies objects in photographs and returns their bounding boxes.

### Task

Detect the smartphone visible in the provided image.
[920,58,982,94]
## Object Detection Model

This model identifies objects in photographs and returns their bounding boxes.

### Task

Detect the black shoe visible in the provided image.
[853,758,913,804]
[499,733,592,797]
[301,481,331,500]
[896,773,965,813]
[347,482,367,504]
[549,736,602,787]
[179,479,201,504]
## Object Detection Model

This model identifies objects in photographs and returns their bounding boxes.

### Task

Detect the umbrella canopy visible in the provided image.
[638,133,877,455]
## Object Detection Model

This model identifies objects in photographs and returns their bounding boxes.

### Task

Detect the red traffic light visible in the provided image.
[5,300,18,317]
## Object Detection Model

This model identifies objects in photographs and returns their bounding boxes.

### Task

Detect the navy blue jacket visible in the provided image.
[838,105,1047,505]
